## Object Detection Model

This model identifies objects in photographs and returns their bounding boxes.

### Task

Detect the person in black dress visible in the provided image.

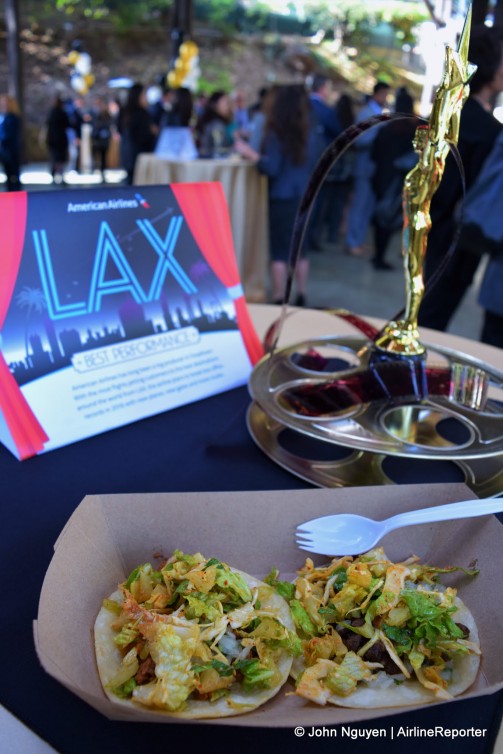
[235,84,321,305]
[91,96,113,181]
[46,94,70,184]
[119,83,158,185]
[195,91,234,158]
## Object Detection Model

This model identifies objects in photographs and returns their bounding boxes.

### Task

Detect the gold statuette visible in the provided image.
[375,7,477,356]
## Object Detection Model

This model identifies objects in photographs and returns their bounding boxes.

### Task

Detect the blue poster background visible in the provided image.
[3,185,238,387]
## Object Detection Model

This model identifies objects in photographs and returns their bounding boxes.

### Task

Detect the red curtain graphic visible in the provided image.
[171,183,264,365]
[0,193,49,459]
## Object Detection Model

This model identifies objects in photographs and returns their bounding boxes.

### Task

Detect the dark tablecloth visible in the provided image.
[2,385,501,754]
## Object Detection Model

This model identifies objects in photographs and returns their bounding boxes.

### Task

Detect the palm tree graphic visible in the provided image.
[15,287,47,363]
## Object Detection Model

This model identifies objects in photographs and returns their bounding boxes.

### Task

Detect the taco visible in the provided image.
[288,548,481,708]
[94,550,299,718]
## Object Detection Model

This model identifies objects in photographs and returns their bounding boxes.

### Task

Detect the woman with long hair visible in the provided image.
[236,83,321,305]
[195,90,233,157]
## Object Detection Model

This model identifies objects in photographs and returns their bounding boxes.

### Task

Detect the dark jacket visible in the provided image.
[418,97,502,330]
[46,105,70,161]
[198,118,234,158]
[479,252,503,315]
[425,97,502,270]
[371,118,419,200]
[92,110,112,150]
[370,117,419,231]
[309,94,341,148]
[121,108,156,172]
[0,113,21,165]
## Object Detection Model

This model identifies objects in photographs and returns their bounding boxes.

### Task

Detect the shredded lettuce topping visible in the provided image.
[290,548,479,704]
[103,550,295,711]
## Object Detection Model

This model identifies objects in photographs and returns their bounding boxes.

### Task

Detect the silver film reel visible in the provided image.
[249,336,503,461]
[247,401,503,497]
[248,335,503,491]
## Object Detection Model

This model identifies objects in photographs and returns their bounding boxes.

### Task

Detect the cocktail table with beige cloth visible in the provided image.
[134,154,269,303]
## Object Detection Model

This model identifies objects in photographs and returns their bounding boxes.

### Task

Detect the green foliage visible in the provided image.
[194,0,270,35]
[52,0,172,28]
[302,0,429,45]
[22,0,429,45]
[195,0,238,29]
[54,0,112,19]
[340,0,428,43]
[197,66,232,95]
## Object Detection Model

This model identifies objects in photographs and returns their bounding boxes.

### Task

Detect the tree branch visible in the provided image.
[422,0,446,27]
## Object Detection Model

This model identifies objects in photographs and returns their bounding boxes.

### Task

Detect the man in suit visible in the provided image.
[309,74,341,145]
[307,74,342,250]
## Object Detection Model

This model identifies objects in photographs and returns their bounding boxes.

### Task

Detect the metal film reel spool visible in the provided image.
[249,336,503,461]
[247,401,503,498]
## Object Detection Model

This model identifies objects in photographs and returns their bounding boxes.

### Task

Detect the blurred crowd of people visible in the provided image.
[1,21,502,346]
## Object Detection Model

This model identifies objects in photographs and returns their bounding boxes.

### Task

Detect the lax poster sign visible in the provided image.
[0,184,262,459]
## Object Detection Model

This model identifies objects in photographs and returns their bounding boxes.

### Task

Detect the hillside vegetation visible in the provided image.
[1,11,425,161]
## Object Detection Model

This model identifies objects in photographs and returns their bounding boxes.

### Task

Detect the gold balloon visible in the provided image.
[179,40,198,60]
[167,70,180,88]
[175,58,189,74]
[68,50,79,65]
[84,73,95,87]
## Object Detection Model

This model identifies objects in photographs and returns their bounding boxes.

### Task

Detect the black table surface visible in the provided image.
[2,385,502,754]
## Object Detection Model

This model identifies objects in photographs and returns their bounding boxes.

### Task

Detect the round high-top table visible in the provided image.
[134,155,269,304]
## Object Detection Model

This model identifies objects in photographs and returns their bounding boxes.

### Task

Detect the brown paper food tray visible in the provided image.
[34,482,503,726]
